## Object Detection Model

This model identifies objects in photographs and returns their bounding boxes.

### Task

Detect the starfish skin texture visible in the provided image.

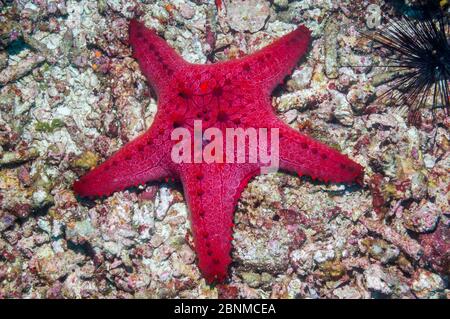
[73,19,364,283]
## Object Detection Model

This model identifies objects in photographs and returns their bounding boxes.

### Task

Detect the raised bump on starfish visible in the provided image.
[73,19,364,283]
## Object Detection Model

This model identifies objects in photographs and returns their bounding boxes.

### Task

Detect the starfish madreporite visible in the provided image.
[73,19,364,283]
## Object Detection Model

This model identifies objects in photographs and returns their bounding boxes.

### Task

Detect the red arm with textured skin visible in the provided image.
[181,163,260,283]
[128,19,188,98]
[227,25,311,93]
[278,124,364,184]
[73,120,175,198]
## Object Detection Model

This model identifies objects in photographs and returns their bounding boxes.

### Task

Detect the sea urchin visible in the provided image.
[369,10,449,123]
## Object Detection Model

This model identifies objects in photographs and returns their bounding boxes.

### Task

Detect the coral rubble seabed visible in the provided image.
[0,0,448,299]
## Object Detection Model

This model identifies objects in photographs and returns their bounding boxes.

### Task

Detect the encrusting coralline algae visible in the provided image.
[0,0,448,298]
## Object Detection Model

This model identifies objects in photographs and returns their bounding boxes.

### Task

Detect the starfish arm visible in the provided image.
[73,128,174,197]
[278,125,364,184]
[129,19,187,97]
[181,163,259,283]
[229,25,311,92]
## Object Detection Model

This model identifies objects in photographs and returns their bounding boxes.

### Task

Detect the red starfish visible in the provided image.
[74,19,364,283]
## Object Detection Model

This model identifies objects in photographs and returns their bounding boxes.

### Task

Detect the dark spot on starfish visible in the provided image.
[112,161,118,166]
[196,173,204,180]
[148,43,155,51]
[173,120,183,128]
[224,78,232,86]
[301,142,308,149]
[212,86,223,97]
[207,250,213,256]
[217,111,228,122]
[233,118,241,125]
[340,163,346,169]
[167,69,174,76]
[213,258,220,265]
[137,31,143,38]
[311,148,318,155]
[197,189,204,196]
[243,63,251,72]
[178,90,191,99]
[321,154,328,160]
[125,154,132,161]
[147,139,153,145]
